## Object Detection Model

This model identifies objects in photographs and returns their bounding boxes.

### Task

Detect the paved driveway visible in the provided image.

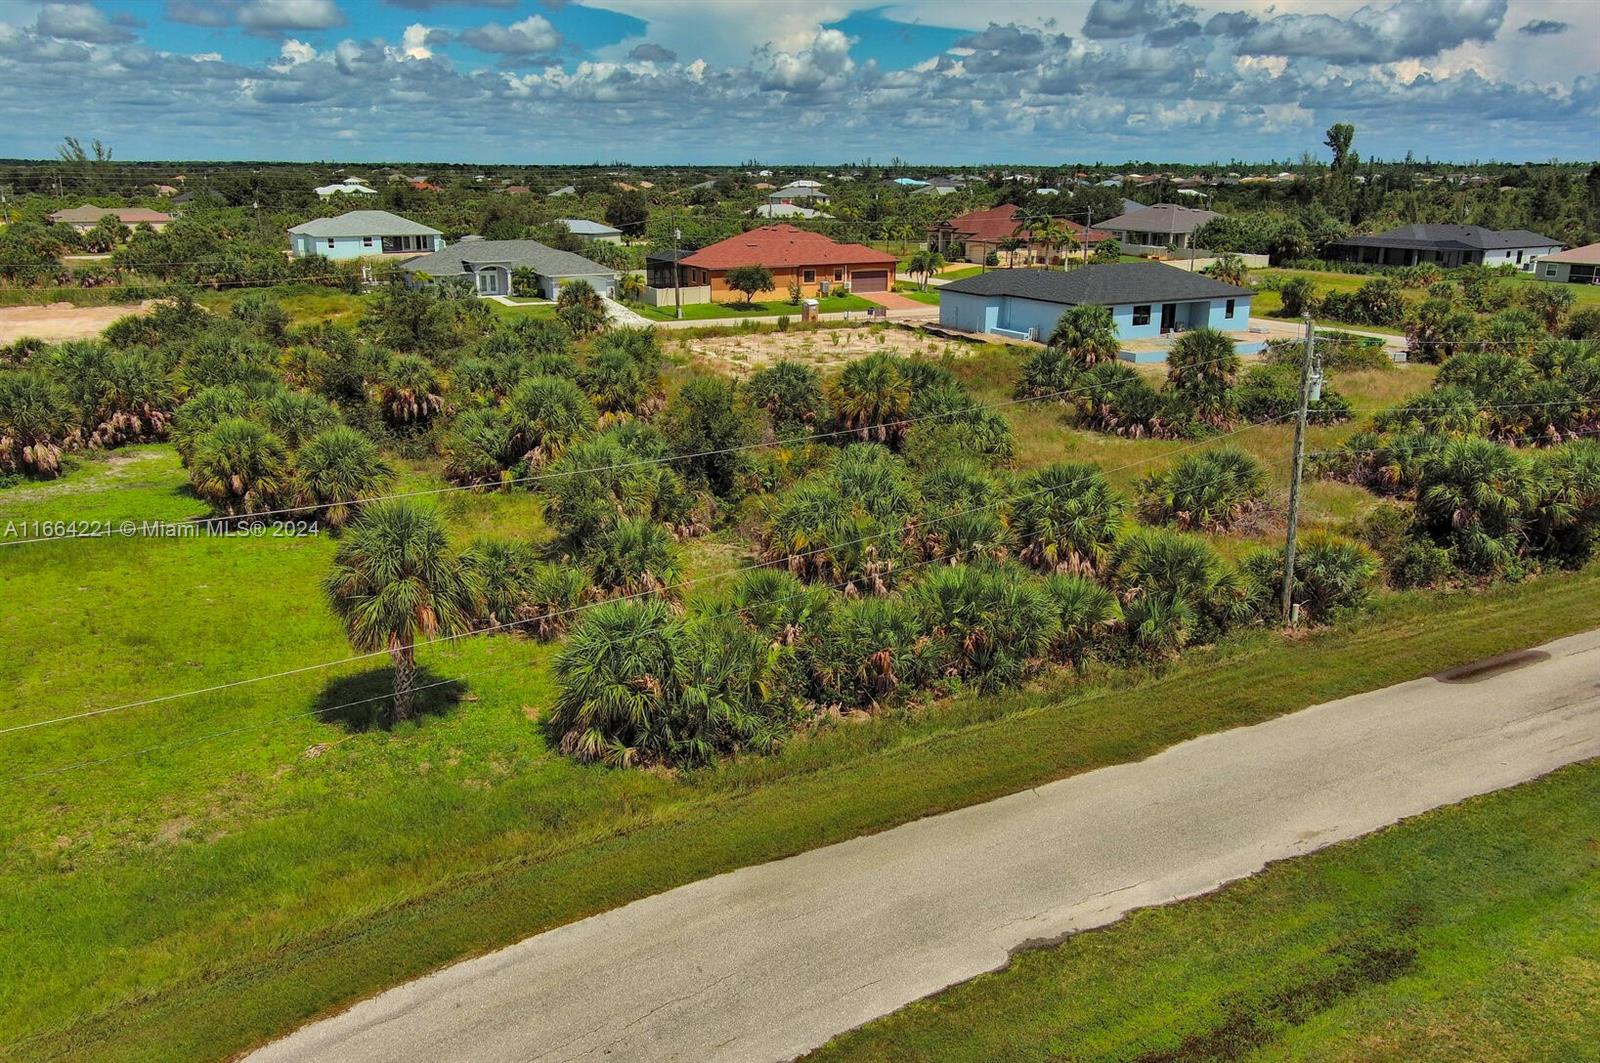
[859,290,927,310]
[249,629,1600,1063]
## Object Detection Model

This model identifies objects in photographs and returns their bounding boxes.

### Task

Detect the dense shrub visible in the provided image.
[189,417,291,515]
[542,429,697,543]
[764,444,922,592]
[745,360,826,436]
[813,595,935,707]
[1138,448,1269,531]
[440,408,517,487]
[503,374,596,468]
[912,564,1059,692]
[1234,365,1354,424]
[1242,534,1378,623]
[0,370,73,476]
[831,352,912,445]
[584,517,682,596]
[1110,528,1254,654]
[1040,573,1120,668]
[1011,462,1125,574]
[660,375,760,496]
[295,426,394,528]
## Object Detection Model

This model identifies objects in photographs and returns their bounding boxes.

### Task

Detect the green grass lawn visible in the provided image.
[195,284,370,328]
[939,265,985,281]
[487,300,557,321]
[893,282,941,305]
[630,294,875,321]
[4,429,1598,1062]
[810,758,1600,1062]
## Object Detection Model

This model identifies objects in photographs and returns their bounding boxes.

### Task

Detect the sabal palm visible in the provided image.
[547,598,686,764]
[1048,304,1121,366]
[296,426,395,528]
[1165,327,1240,423]
[1138,448,1267,531]
[377,354,445,426]
[323,500,481,721]
[1417,438,1540,572]
[261,390,340,450]
[831,354,912,444]
[1011,462,1126,573]
[189,417,291,515]
[503,374,596,467]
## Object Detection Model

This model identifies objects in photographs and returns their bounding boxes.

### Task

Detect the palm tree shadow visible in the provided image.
[314,667,466,732]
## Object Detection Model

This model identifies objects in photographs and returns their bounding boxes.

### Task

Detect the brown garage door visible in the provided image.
[852,270,888,292]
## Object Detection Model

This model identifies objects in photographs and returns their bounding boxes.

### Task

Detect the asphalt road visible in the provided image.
[249,629,1600,1063]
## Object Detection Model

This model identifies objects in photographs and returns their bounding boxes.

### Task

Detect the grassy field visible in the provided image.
[0,334,1525,1063]
[630,293,874,321]
[811,757,1600,1062]
[195,284,369,328]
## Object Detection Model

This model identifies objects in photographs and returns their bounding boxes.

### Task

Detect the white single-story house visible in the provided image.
[549,186,577,197]
[766,184,831,206]
[1097,203,1220,251]
[400,237,618,299]
[1536,242,1600,285]
[288,210,443,261]
[558,218,624,243]
[314,178,377,199]
[755,203,830,219]
[939,262,1253,346]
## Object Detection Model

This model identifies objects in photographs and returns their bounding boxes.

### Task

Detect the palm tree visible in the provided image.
[1203,253,1249,286]
[189,418,291,515]
[585,517,682,596]
[375,354,445,427]
[1011,462,1126,574]
[1138,448,1268,531]
[502,374,597,468]
[905,249,947,290]
[1034,218,1070,267]
[1041,573,1120,669]
[261,390,340,450]
[295,426,395,528]
[1048,304,1121,367]
[1417,438,1540,574]
[831,353,912,444]
[547,598,687,764]
[0,370,72,478]
[1165,327,1240,427]
[323,500,482,721]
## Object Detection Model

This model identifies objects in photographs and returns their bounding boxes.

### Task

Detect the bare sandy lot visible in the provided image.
[0,300,154,345]
[667,324,974,377]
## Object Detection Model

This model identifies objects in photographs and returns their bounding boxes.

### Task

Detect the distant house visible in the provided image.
[400,237,617,299]
[1330,224,1562,271]
[558,218,624,244]
[755,203,829,220]
[171,188,226,207]
[314,178,377,199]
[913,180,961,197]
[1097,203,1220,251]
[548,185,577,197]
[664,224,896,302]
[939,263,1252,345]
[766,184,831,207]
[927,204,1108,265]
[1536,242,1600,285]
[49,206,174,233]
[287,210,443,260]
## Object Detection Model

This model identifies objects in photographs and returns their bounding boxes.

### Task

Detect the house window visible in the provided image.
[1132,304,1151,326]
[1224,299,1236,318]
[803,269,816,283]
[363,236,373,248]
[327,238,336,249]
[834,268,844,281]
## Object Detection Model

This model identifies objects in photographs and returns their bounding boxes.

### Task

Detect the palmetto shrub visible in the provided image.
[48,342,177,447]
[189,417,292,515]
[503,374,596,468]
[260,390,340,450]
[725,567,833,646]
[464,537,541,628]
[171,384,251,461]
[904,381,1015,464]
[812,595,935,708]
[520,564,592,640]
[1241,534,1379,624]
[584,517,682,597]
[1040,573,1121,668]
[452,356,521,405]
[375,353,445,427]
[1011,462,1126,574]
[1072,360,1173,437]
[1047,303,1121,367]
[764,444,921,592]
[927,508,1012,565]
[295,426,394,528]
[1529,440,1600,567]
[1164,327,1240,427]
[1015,345,1082,401]
[1319,429,1447,496]
[911,564,1058,692]
[583,328,662,415]
[1416,437,1541,575]
[831,352,912,445]
[660,375,761,496]
[917,460,1001,511]
[1137,448,1269,531]
[0,369,73,477]
[1372,385,1484,437]
[543,430,694,543]
[547,599,792,767]
[1234,365,1353,425]
[745,360,826,436]
[440,408,518,488]
[1111,528,1254,655]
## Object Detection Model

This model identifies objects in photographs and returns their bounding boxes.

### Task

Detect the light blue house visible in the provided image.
[400,237,618,300]
[939,263,1254,357]
[288,210,444,261]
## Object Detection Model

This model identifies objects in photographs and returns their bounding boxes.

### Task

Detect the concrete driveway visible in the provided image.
[248,629,1600,1063]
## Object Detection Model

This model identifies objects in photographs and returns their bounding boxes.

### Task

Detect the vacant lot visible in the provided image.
[0,299,154,343]
[669,322,974,375]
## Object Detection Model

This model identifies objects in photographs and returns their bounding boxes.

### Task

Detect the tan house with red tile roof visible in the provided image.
[49,206,174,233]
[678,224,897,297]
[927,204,1108,265]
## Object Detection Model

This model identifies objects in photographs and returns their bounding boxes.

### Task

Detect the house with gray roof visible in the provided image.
[1330,224,1561,271]
[558,218,624,244]
[288,210,443,260]
[1097,203,1220,250]
[939,262,1252,347]
[400,237,618,299]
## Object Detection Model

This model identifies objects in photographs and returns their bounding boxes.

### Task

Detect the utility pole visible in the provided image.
[672,225,683,320]
[1281,314,1318,627]
[1084,206,1091,266]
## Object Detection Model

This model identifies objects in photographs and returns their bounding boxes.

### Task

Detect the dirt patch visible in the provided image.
[0,300,155,344]
[669,325,971,377]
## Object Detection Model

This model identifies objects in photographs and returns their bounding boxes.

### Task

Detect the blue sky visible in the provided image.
[0,0,1596,164]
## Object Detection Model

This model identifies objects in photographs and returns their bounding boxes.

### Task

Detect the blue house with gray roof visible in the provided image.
[939,263,1253,351]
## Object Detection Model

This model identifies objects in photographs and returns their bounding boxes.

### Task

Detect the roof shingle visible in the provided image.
[681,225,895,270]
[941,263,1252,305]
